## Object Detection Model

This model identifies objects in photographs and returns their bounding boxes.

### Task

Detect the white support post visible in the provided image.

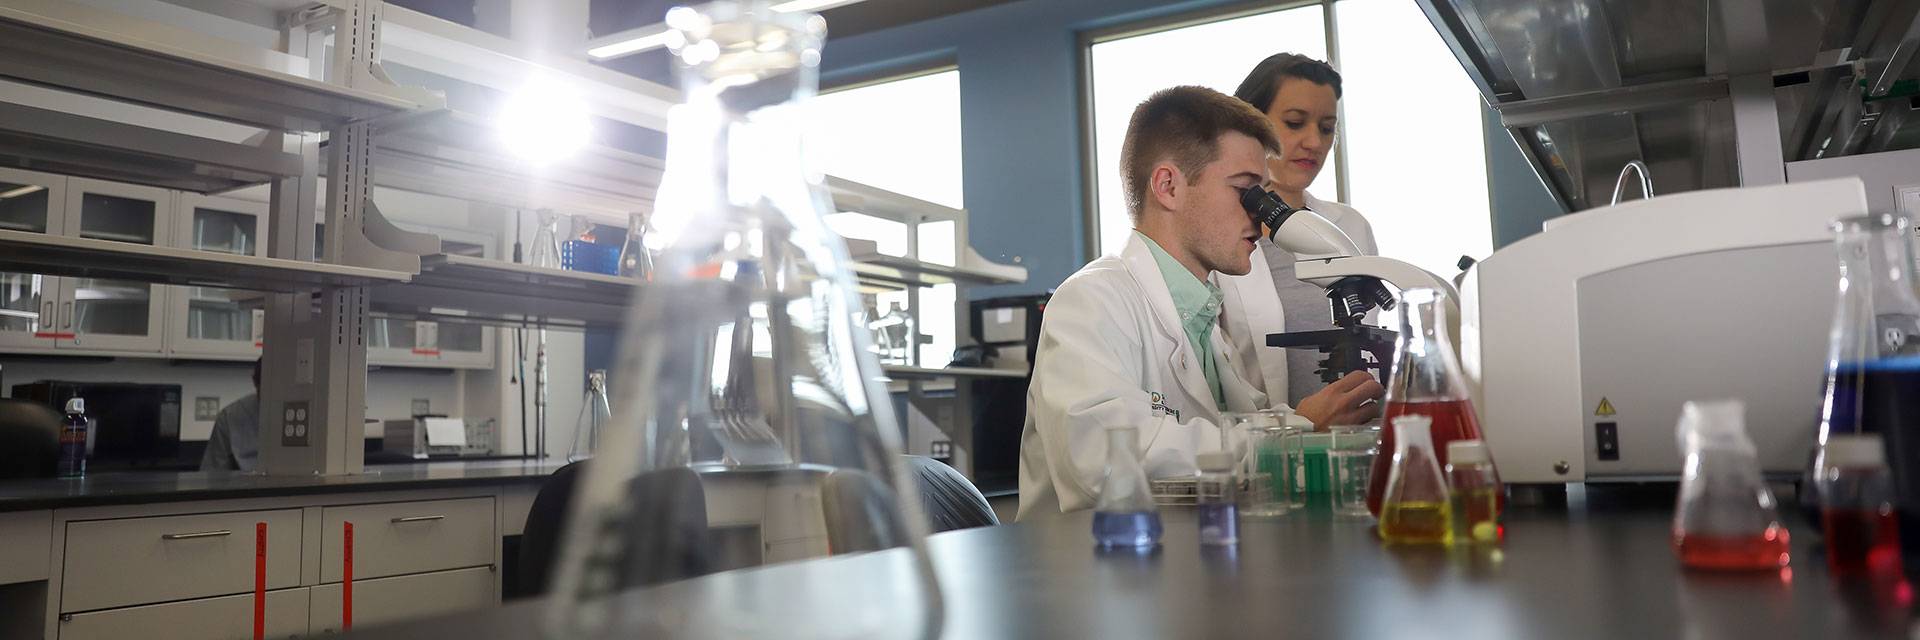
[1717,0,1786,186]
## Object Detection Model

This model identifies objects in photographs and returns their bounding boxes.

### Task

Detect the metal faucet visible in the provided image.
[1610,160,1653,206]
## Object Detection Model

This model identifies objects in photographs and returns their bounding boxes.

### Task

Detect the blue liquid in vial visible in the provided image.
[1198,503,1238,545]
[1092,511,1163,548]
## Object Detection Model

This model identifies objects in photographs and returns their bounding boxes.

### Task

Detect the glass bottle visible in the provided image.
[1672,400,1790,570]
[617,211,652,280]
[1371,287,1487,516]
[1092,426,1163,548]
[1806,214,1920,564]
[1379,415,1451,545]
[1196,451,1238,546]
[568,370,613,463]
[1445,439,1501,545]
[528,208,562,269]
[546,3,941,637]
[1818,433,1902,576]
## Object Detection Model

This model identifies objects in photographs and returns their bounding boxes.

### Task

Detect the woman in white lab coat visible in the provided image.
[1218,53,1384,427]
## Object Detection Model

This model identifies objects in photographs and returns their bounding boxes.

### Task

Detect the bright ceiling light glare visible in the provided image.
[770,0,862,12]
[586,27,675,59]
[0,185,45,199]
[497,77,591,165]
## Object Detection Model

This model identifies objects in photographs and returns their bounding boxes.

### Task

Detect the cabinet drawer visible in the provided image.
[321,498,494,582]
[59,587,308,640]
[0,510,51,585]
[309,566,496,634]
[62,510,302,613]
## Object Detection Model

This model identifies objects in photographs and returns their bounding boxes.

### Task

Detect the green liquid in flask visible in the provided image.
[1381,501,1452,545]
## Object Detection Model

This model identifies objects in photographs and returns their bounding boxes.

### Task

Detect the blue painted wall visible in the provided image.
[820,0,1563,298]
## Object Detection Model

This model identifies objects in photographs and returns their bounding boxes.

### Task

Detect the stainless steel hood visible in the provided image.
[1418,0,1920,211]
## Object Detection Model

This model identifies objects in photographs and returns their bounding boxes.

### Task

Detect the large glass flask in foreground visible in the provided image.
[546,3,941,638]
[1371,287,1486,516]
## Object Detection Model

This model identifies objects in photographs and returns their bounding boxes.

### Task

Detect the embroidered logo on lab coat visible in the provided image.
[1148,391,1180,420]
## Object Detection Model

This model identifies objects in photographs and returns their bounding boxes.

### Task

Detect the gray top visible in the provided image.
[200,393,259,472]
[1263,239,1341,405]
[340,488,1900,640]
[0,459,565,512]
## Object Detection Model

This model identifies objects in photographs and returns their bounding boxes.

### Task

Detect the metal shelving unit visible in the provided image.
[0,229,410,292]
[0,5,423,132]
[368,254,633,328]
[364,109,664,220]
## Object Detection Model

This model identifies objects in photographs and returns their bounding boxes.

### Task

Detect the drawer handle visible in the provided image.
[390,515,445,524]
[161,529,233,540]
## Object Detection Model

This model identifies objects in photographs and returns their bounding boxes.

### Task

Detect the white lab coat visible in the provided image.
[1215,193,1379,403]
[1017,234,1269,520]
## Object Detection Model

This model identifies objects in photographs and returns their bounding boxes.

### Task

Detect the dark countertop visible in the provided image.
[342,485,1909,640]
[0,459,568,512]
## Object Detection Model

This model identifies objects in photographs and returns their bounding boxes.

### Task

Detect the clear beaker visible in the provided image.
[1672,400,1790,570]
[1809,214,1920,566]
[1378,414,1451,545]
[1243,420,1303,517]
[545,3,942,637]
[1329,425,1379,518]
[1092,426,1163,548]
[1373,287,1487,517]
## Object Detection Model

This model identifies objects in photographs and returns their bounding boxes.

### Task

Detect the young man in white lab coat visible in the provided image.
[1016,86,1294,519]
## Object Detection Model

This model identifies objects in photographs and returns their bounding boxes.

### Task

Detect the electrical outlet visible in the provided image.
[281,401,310,447]
[929,440,952,460]
[412,398,431,416]
[194,397,221,421]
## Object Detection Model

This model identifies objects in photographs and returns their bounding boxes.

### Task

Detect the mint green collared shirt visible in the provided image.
[1137,232,1226,410]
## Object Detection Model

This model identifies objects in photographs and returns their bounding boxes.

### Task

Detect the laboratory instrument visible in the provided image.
[1240,419,1296,517]
[1093,427,1164,548]
[1240,185,1459,383]
[617,211,652,279]
[1461,178,1870,483]
[1329,425,1378,518]
[1370,287,1485,516]
[1445,440,1501,545]
[57,397,85,478]
[1807,213,1920,558]
[568,370,612,462]
[1671,400,1789,570]
[546,3,941,637]
[1196,451,1238,546]
[1378,415,1451,545]
[1817,434,1902,576]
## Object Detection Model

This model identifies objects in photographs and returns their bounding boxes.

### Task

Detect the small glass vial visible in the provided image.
[1196,451,1239,546]
[1818,433,1903,576]
[1445,440,1501,545]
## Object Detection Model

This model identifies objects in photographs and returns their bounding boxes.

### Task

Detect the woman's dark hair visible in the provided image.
[1232,53,1343,112]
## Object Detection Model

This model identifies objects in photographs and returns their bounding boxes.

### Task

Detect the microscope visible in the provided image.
[1238,186,1461,383]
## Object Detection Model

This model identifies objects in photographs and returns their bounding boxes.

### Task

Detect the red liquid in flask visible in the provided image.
[1823,507,1903,576]
[1673,526,1791,570]
[1368,399,1484,517]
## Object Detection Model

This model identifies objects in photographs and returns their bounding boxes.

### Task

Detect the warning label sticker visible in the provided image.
[1595,397,1617,417]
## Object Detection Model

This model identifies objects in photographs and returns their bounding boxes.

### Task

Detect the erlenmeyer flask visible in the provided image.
[1807,214,1920,563]
[1672,400,1790,570]
[1378,415,1451,545]
[546,3,941,638]
[1091,426,1163,548]
[529,209,562,269]
[617,211,652,280]
[1371,287,1487,516]
[568,370,612,462]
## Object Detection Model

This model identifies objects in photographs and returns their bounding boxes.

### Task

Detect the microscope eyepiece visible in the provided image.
[1239,186,1303,241]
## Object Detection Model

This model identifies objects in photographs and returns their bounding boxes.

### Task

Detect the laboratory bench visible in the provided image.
[0,459,568,639]
[341,485,1904,640]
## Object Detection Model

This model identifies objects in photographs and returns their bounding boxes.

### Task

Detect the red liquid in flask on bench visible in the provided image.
[1673,525,1791,570]
[1370,399,1482,516]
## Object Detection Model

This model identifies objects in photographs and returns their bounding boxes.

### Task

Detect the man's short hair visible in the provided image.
[1120,86,1282,220]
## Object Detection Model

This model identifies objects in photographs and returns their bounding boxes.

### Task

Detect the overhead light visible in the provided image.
[770,0,864,12]
[581,1,866,61]
[585,24,676,60]
[0,185,44,199]
[497,76,592,165]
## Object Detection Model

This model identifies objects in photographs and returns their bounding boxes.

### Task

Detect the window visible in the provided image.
[1086,1,1491,280]
[1087,5,1329,258]
[813,69,964,367]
